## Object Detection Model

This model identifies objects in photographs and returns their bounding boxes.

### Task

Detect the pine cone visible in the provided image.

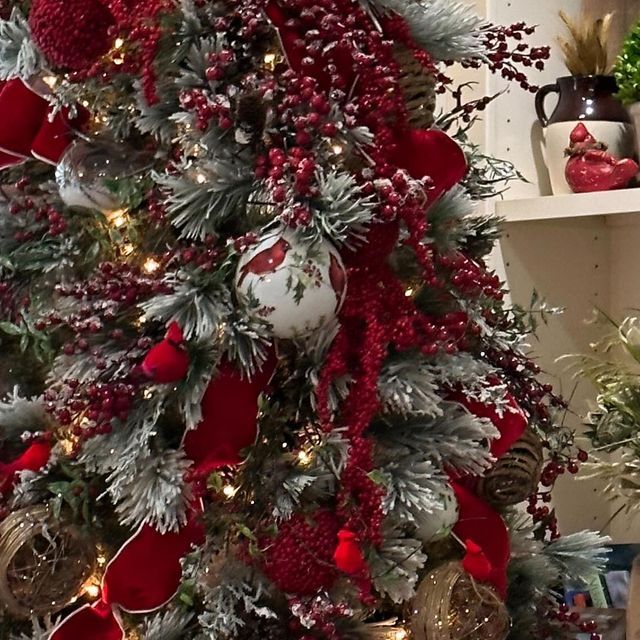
[394,45,437,129]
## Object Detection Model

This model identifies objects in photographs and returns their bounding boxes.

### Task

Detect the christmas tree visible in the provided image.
[0,1,609,639]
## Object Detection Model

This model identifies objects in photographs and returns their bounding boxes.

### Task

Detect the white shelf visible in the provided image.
[495,188,640,223]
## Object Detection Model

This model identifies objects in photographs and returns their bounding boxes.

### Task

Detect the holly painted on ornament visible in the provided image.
[565,123,638,193]
[235,229,347,339]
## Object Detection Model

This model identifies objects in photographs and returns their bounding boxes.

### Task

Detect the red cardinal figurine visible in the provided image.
[462,538,493,582]
[565,123,638,193]
[142,322,190,384]
[237,237,290,287]
[333,529,367,575]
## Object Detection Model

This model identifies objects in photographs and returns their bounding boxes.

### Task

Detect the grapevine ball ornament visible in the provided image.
[477,428,544,508]
[28,0,115,71]
[0,505,96,618]
[56,138,142,213]
[260,509,340,595]
[412,483,459,545]
[235,229,347,339]
[410,562,510,640]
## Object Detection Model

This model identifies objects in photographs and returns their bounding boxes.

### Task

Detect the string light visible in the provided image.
[81,573,101,600]
[42,75,58,90]
[106,209,127,228]
[263,52,276,69]
[297,450,312,466]
[196,172,207,184]
[122,244,134,256]
[223,485,238,498]
[114,38,125,49]
[143,257,160,274]
[404,287,414,297]
[331,143,344,155]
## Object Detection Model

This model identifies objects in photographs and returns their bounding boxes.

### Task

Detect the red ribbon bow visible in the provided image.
[450,392,528,598]
[0,78,86,170]
[49,353,277,640]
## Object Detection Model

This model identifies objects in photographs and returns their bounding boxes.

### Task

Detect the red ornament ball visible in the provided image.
[29,0,115,71]
[261,510,339,595]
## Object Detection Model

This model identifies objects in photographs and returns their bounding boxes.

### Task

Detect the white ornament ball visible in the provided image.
[412,484,459,544]
[55,139,126,213]
[235,229,347,339]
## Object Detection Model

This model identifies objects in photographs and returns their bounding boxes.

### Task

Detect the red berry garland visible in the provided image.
[29,0,115,71]
[261,510,339,595]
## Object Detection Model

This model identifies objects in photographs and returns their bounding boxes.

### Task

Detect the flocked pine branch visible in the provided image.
[379,458,447,522]
[141,273,232,340]
[370,0,487,61]
[0,9,46,81]
[140,608,194,640]
[155,155,254,240]
[110,449,194,534]
[194,562,276,638]
[378,354,443,418]
[368,524,427,604]
[373,401,497,475]
[299,170,376,248]
[545,531,610,581]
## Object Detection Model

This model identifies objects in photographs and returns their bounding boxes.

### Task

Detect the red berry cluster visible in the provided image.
[545,603,600,640]
[44,378,140,441]
[173,236,222,272]
[483,23,551,93]
[7,177,68,239]
[261,509,339,595]
[28,0,115,71]
[438,252,503,300]
[180,88,234,132]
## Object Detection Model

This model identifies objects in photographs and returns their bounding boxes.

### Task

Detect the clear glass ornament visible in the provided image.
[55,138,145,213]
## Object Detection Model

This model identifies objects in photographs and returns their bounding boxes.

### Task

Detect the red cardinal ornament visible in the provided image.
[462,538,493,582]
[142,322,190,384]
[237,237,290,286]
[334,529,367,575]
[565,123,638,193]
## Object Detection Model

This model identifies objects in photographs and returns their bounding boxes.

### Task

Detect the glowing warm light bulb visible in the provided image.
[122,244,134,256]
[223,485,238,498]
[297,450,312,465]
[404,287,414,297]
[143,257,160,274]
[42,75,58,90]
[115,37,125,49]
[331,143,344,155]
[85,584,100,599]
[264,53,276,67]
[196,172,207,184]
[393,629,408,640]
[106,209,127,228]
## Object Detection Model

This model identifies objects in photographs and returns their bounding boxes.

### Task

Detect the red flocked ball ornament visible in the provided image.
[261,510,339,595]
[29,0,115,71]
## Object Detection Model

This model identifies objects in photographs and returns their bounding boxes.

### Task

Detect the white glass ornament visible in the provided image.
[412,483,459,544]
[235,229,347,339]
[55,139,139,213]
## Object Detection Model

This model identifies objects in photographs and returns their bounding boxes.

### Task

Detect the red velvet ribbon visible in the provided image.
[49,354,277,640]
[450,393,528,598]
[0,78,86,169]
